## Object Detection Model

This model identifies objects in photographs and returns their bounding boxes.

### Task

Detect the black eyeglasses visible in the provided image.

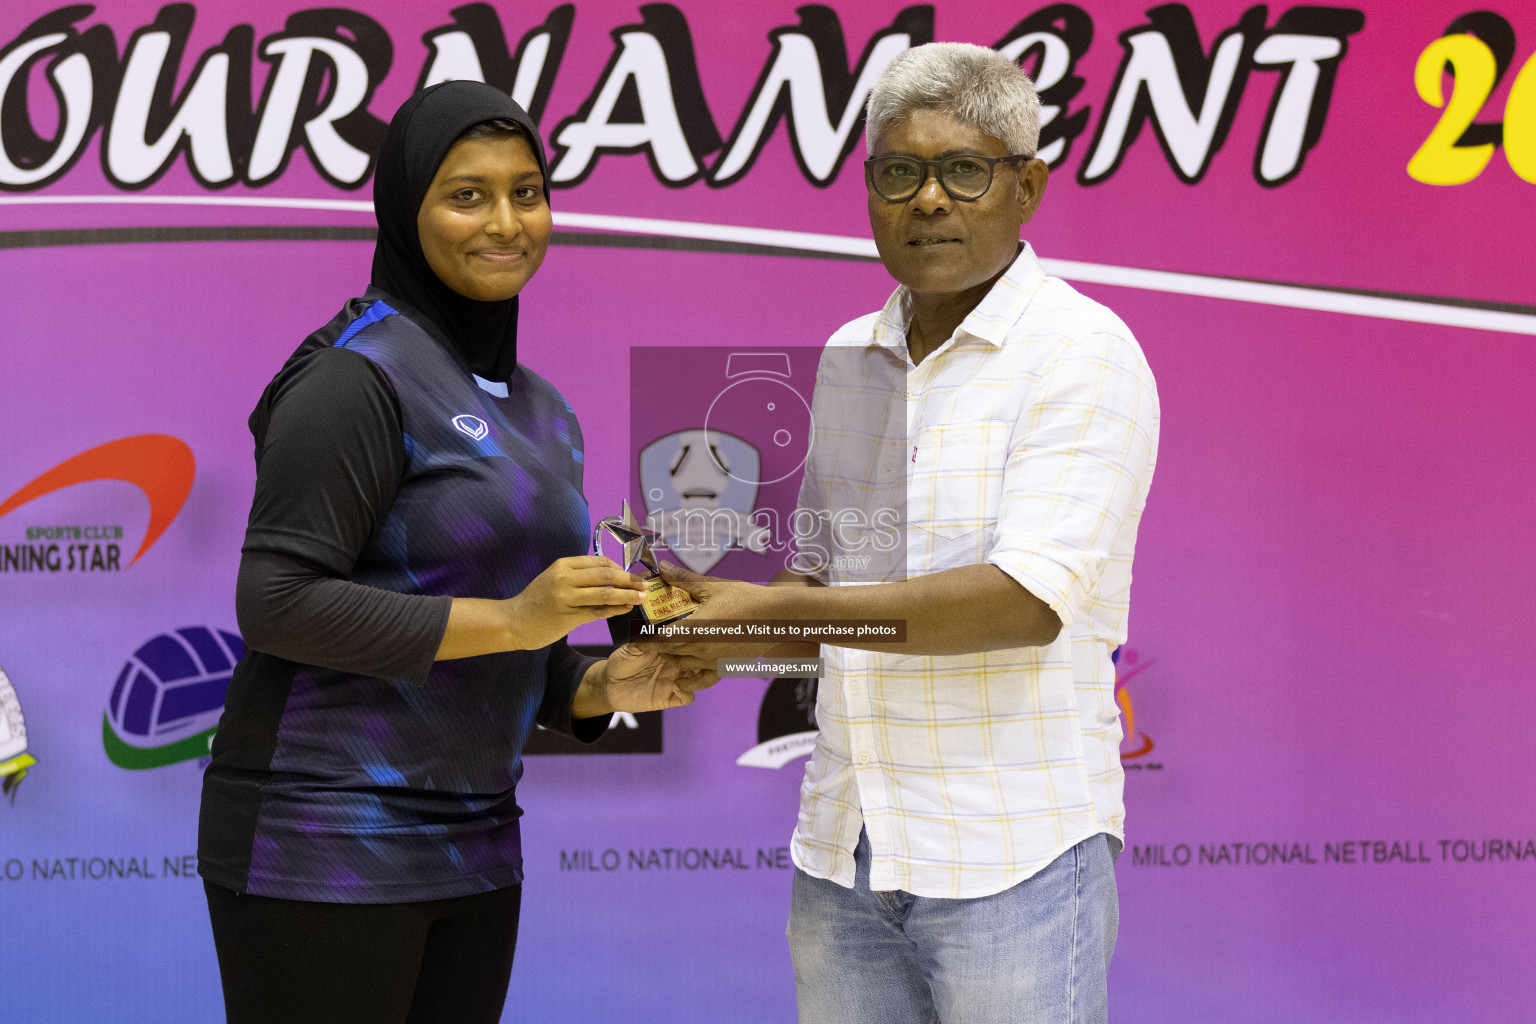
[864,153,1033,202]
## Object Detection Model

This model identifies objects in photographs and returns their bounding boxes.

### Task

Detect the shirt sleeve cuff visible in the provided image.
[986,552,1077,630]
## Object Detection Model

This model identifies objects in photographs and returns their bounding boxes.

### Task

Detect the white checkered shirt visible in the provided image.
[790,244,1160,897]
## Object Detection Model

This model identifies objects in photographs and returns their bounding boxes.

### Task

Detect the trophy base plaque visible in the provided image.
[641,575,698,624]
[607,576,697,645]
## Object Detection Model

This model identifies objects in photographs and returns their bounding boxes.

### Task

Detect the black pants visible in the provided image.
[204,880,521,1024]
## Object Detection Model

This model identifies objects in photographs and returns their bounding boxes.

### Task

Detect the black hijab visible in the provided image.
[371,81,550,383]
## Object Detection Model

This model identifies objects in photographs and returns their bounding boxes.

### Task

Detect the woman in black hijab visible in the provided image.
[198,81,708,1024]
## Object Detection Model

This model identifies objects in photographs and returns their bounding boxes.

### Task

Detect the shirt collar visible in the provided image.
[869,243,1047,353]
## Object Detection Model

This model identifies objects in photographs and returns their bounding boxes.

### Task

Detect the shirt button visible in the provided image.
[858,752,871,765]
[848,683,861,695]
[881,461,895,473]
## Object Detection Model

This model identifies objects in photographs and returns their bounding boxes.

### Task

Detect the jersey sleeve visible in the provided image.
[237,346,451,683]
[537,640,610,741]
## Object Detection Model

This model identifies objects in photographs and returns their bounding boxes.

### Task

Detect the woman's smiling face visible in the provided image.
[416,131,551,302]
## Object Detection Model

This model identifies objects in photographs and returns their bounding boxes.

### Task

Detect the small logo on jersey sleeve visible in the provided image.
[452,415,490,441]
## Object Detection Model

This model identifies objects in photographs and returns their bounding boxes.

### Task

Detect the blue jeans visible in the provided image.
[788,831,1119,1024]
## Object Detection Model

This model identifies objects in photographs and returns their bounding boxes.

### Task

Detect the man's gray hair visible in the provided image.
[864,43,1040,157]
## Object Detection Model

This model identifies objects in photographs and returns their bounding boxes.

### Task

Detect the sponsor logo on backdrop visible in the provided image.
[0,4,1372,195]
[0,660,36,801]
[0,435,195,574]
[103,627,243,770]
[1114,646,1157,764]
[737,675,818,769]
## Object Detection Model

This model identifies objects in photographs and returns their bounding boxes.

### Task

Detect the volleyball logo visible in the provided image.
[103,627,243,770]
[1,661,35,799]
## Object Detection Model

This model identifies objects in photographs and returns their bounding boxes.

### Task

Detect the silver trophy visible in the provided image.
[593,500,698,630]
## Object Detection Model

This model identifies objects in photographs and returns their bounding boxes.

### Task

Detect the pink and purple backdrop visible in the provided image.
[1,1,1532,1021]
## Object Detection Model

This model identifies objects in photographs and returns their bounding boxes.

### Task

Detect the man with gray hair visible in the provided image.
[664,42,1159,1023]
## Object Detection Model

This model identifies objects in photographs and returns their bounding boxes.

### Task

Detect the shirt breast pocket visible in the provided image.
[908,422,1008,570]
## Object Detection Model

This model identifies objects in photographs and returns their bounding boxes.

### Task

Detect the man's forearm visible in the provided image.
[769,567,823,588]
[751,563,1059,655]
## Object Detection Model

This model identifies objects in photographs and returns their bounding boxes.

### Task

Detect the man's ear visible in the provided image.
[1018,158,1049,225]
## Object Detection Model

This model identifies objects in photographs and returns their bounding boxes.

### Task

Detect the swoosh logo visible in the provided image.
[1114,654,1156,761]
[0,435,195,566]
